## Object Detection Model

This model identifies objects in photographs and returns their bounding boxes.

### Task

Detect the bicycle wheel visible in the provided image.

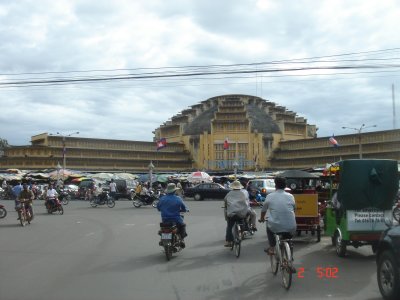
[270,250,279,275]
[233,223,241,258]
[281,242,293,290]
[0,207,7,218]
[19,211,26,227]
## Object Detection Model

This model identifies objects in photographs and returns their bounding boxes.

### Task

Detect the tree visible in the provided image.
[0,138,9,156]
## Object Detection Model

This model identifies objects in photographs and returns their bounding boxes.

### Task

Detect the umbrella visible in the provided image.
[156,174,171,183]
[114,173,138,180]
[71,177,90,183]
[138,174,157,183]
[187,171,212,183]
[48,169,75,180]
[89,173,114,181]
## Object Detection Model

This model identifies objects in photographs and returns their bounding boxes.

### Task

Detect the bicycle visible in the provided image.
[231,217,245,258]
[260,219,294,290]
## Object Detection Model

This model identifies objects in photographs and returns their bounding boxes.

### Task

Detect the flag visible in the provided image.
[156,138,167,150]
[329,135,339,147]
[223,138,229,150]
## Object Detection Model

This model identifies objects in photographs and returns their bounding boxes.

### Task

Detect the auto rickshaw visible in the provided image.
[325,159,399,257]
[280,170,322,242]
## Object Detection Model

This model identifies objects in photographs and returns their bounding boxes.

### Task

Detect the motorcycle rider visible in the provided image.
[240,183,258,231]
[17,183,34,220]
[140,183,152,204]
[46,183,58,209]
[157,183,189,247]
[223,180,249,247]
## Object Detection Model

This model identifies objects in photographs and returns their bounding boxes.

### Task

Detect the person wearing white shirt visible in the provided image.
[46,184,58,207]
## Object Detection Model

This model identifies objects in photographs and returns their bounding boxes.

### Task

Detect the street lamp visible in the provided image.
[232,161,239,179]
[342,124,377,159]
[56,162,61,184]
[54,131,79,179]
[148,161,155,189]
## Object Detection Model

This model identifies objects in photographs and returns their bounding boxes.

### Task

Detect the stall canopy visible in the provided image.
[187,171,212,183]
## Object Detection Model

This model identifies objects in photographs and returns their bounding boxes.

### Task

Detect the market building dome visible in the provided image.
[154,94,316,170]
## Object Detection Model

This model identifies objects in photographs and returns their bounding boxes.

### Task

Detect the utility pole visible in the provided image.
[393,84,397,129]
[342,124,377,159]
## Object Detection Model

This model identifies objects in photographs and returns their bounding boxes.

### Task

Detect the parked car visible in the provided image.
[248,178,275,198]
[184,183,230,201]
[376,220,400,300]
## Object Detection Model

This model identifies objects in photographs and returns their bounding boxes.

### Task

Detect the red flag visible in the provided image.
[223,138,229,150]
[156,138,167,150]
[329,135,339,147]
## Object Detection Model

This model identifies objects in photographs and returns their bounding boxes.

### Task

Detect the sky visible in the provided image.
[1,0,399,145]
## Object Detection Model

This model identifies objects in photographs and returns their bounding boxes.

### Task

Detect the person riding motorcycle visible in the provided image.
[223,180,249,247]
[17,183,34,220]
[140,183,153,204]
[46,183,58,209]
[157,183,189,246]
[259,177,296,263]
[241,182,258,231]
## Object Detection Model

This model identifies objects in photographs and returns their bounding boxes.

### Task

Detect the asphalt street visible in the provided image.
[0,199,383,300]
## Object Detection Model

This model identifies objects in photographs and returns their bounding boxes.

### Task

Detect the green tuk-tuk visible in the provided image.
[325,159,399,257]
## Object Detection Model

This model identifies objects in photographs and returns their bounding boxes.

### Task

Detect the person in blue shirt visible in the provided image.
[12,182,23,208]
[157,183,189,241]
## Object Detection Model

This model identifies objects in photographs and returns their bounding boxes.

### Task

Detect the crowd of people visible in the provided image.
[2,176,298,265]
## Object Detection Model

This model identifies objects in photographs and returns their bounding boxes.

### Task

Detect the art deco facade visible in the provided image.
[0,133,192,172]
[270,129,400,169]
[154,94,316,170]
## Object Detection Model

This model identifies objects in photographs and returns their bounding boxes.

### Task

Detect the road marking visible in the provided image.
[146,223,156,226]
[124,223,135,226]
[85,232,95,236]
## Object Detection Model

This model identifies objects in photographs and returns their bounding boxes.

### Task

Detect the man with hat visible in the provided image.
[223,180,249,247]
[17,183,35,220]
[157,183,189,245]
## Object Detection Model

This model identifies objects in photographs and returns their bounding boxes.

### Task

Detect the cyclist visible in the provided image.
[259,176,296,265]
[240,182,258,231]
[223,180,249,247]
[17,183,35,220]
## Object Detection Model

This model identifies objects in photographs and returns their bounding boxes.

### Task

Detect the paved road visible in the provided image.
[0,199,383,300]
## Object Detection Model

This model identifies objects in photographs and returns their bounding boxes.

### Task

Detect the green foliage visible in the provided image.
[0,138,9,149]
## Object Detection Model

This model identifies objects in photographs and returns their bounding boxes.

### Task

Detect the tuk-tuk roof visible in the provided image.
[338,159,399,210]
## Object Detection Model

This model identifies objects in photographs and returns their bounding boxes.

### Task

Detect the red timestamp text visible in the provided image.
[297,267,339,279]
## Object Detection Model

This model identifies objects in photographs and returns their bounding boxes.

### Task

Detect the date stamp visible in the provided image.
[297,267,339,279]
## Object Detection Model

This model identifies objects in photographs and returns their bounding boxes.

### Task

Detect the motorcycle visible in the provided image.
[158,214,187,261]
[0,203,7,218]
[45,198,64,215]
[90,191,115,208]
[133,190,160,208]
[17,199,33,226]
[57,189,71,205]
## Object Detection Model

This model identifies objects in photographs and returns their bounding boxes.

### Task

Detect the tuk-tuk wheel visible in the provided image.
[335,231,346,257]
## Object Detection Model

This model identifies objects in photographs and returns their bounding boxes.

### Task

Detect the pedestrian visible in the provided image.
[109,179,117,199]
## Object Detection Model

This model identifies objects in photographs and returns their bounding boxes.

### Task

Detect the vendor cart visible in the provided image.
[280,170,321,242]
[325,159,399,257]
